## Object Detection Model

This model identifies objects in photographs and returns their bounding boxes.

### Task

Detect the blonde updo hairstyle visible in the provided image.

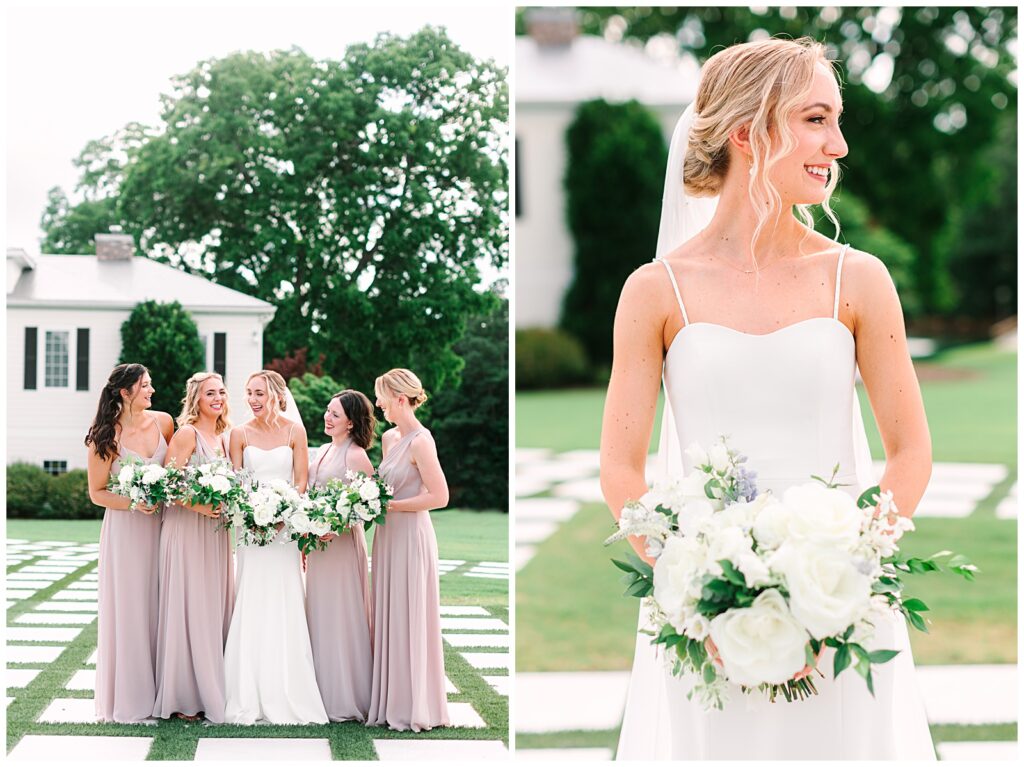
[684,36,843,263]
[177,371,231,433]
[246,369,289,426]
[374,368,429,411]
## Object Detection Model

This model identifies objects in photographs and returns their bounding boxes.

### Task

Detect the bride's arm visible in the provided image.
[600,266,670,562]
[847,251,932,518]
[291,423,309,493]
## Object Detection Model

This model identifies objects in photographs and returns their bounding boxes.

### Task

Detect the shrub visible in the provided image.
[7,462,52,517]
[515,327,590,390]
[45,470,104,520]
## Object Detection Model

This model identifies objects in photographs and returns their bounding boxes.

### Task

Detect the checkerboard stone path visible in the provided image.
[515,448,1016,570]
[6,539,508,760]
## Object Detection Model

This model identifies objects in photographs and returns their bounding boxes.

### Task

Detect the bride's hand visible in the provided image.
[319,533,337,542]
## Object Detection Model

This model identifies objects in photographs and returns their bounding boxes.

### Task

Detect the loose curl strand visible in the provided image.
[84,363,149,462]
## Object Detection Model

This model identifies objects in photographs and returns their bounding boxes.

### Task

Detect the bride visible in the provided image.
[600,37,935,760]
[223,369,327,724]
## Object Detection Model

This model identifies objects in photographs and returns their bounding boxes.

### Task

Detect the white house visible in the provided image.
[7,234,276,472]
[515,10,699,328]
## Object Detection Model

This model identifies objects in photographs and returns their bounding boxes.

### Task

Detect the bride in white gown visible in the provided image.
[600,37,935,760]
[224,370,327,725]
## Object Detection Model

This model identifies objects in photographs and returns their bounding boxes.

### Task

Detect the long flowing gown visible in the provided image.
[152,426,234,721]
[95,432,167,722]
[222,439,328,724]
[305,438,373,721]
[367,427,450,731]
[615,247,936,760]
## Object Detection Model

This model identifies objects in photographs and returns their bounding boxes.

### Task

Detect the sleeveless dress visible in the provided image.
[367,427,451,731]
[152,426,234,722]
[306,438,373,721]
[95,430,167,722]
[615,246,936,760]
[222,428,328,724]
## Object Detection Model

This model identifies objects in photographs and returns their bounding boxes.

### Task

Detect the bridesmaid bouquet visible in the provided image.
[288,496,339,555]
[180,460,249,518]
[234,479,303,546]
[606,436,978,711]
[107,457,185,512]
[308,471,393,530]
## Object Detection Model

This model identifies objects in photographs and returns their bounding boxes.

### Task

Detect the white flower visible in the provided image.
[751,496,792,550]
[653,536,710,633]
[709,442,731,473]
[117,465,135,486]
[678,471,710,501]
[683,611,711,640]
[353,502,372,522]
[252,501,276,527]
[368,499,381,512]
[684,442,709,468]
[290,512,311,535]
[310,517,333,537]
[209,475,231,494]
[677,498,715,538]
[359,481,380,501]
[231,510,244,527]
[779,484,863,550]
[708,588,809,687]
[334,498,350,515]
[769,542,873,640]
[140,464,166,486]
[198,475,213,487]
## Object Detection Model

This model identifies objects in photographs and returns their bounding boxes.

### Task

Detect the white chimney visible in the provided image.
[95,232,134,261]
[525,7,579,48]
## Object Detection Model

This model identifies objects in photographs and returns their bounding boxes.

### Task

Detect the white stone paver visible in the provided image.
[516,545,537,571]
[7,627,82,642]
[517,671,631,733]
[6,645,65,663]
[439,617,507,632]
[516,448,554,464]
[447,701,488,728]
[443,633,510,648]
[37,601,98,613]
[38,697,156,725]
[439,606,489,616]
[66,669,95,691]
[551,477,604,503]
[86,649,98,665]
[482,675,509,696]
[7,589,37,600]
[996,483,1017,519]
[460,652,510,671]
[518,748,614,761]
[936,740,1018,761]
[515,477,551,498]
[6,668,42,687]
[8,735,153,761]
[194,738,332,761]
[64,581,99,590]
[373,739,507,760]
[51,590,99,601]
[17,565,81,574]
[515,520,560,545]
[445,676,458,694]
[917,665,1017,725]
[515,498,580,522]
[15,612,96,625]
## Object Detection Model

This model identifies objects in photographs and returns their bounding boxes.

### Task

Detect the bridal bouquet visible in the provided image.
[606,437,977,710]
[233,478,302,546]
[107,457,185,512]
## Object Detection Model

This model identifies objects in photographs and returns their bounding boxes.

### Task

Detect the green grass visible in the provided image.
[516,502,1016,671]
[7,512,508,758]
[517,341,1017,464]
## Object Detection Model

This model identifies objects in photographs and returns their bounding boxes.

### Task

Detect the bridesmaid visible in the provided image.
[85,363,174,723]
[306,390,375,722]
[152,372,235,722]
[367,369,451,732]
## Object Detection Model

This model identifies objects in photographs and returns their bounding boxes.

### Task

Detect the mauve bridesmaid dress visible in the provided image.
[367,427,450,731]
[305,438,373,721]
[152,426,234,721]
[95,431,167,722]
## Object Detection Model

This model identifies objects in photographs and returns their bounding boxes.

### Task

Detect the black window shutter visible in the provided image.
[24,327,37,390]
[76,328,90,391]
[214,333,226,378]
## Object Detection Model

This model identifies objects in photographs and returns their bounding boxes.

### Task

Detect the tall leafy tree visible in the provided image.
[41,28,509,395]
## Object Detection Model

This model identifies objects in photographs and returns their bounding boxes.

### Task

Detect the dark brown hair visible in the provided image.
[85,363,149,462]
[331,390,377,449]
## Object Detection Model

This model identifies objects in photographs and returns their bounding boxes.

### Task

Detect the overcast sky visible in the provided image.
[5,2,511,258]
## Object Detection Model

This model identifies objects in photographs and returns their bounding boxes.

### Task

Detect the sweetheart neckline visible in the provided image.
[665,316,854,358]
[243,444,292,453]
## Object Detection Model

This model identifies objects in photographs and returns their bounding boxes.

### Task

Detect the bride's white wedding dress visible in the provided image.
[616,246,936,760]
[223,443,328,725]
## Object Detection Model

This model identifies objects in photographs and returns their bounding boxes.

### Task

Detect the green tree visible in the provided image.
[288,372,343,448]
[431,296,509,511]
[534,6,1017,317]
[560,99,667,366]
[40,28,509,396]
[119,301,205,415]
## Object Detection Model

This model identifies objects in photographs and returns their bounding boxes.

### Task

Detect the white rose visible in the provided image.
[141,464,166,485]
[780,484,862,550]
[708,588,808,687]
[210,475,231,494]
[253,503,275,527]
[117,465,135,486]
[214,464,230,476]
[310,517,333,537]
[231,510,244,527]
[751,496,792,550]
[290,512,311,535]
[684,442,709,468]
[653,536,711,633]
[359,481,381,501]
[353,502,372,522]
[198,475,213,487]
[335,498,350,514]
[683,610,711,641]
[709,442,731,473]
[770,542,873,640]
[369,499,381,512]
[678,470,709,501]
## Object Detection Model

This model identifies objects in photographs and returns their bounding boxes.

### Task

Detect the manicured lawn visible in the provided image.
[517,341,1017,464]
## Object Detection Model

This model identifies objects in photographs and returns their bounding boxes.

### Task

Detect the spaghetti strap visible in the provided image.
[656,259,690,326]
[833,243,851,320]
[241,426,249,450]
[287,422,295,447]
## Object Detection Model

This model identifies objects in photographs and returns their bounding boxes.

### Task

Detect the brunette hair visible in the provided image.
[84,363,149,461]
[177,371,231,433]
[331,390,377,449]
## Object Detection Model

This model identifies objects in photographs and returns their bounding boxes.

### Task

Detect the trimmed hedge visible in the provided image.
[7,463,105,519]
[515,327,591,390]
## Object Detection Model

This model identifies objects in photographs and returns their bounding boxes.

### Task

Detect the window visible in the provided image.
[24,327,37,390]
[214,333,226,379]
[44,331,69,387]
[515,138,522,218]
[43,460,67,476]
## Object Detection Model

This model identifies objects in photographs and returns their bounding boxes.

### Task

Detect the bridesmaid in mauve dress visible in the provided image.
[367,369,451,732]
[305,389,376,721]
[152,372,235,722]
[85,363,174,723]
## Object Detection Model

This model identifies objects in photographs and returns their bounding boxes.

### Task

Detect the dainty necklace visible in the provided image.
[710,253,792,275]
